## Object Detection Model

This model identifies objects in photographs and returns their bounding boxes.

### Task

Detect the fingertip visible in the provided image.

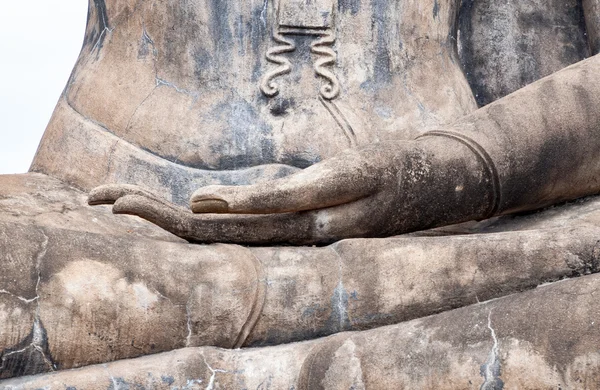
[190,185,233,213]
[88,184,119,205]
[112,195,141,215]
[191,199,230,213]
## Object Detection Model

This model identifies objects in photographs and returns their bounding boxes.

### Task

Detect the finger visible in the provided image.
[112,192,391,245]
[112,194,314,244]
[88,184,163,206]
[190,147,388,214]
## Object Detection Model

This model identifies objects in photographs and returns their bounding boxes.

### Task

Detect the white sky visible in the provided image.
[0,2,88,174]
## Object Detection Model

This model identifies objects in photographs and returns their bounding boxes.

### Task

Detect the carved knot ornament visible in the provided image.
[260,0,341,100]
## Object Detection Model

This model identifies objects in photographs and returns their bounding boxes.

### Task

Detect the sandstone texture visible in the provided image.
[4,274,600,389]
[31,0,593,202]
[2,0,600,387]
[87,55,600,245]
[2,173,600,381]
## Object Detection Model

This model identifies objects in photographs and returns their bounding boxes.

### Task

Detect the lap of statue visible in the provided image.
[2,0,600,384]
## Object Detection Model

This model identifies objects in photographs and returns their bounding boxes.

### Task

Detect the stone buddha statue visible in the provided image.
[2,0,600,387]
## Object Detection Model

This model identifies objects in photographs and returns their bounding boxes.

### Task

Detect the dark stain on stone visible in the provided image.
[488,77,600,213]
[591,241,600,271]
[433,0,440,19]
[122,156,196,206]
[338,0,361,15]
[0,319,58,379]
[209,0,234,66]
[208,97,276,170]
[373,1,392,86]
[193,47,213,82]
[235,15,247,57]
[251,0,270,83]
[565,0,590,61]
[161,375,175,385]
[107,377,146,390]
[456,0,485,107]
[269,97,296,116]
[458,0,588,107]
[361,1,392,91]
[85,0,109,55]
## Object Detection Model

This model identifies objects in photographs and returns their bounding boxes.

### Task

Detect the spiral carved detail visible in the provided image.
[260,31,296,98]
[311,31,340,100]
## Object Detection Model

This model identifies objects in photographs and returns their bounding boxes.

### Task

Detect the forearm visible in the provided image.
[419,53,600,217]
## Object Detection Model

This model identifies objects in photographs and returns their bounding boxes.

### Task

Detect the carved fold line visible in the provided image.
[417,130,502,218]
[296,333,354,390]
[232,249,268,349]
[320,97,357,147]
[59,99,302,176]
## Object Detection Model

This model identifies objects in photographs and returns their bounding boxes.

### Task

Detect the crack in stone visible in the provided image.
[329,244,351,332]
[0,290,38,304]
[30,318,54,371]
[260,0,268,28]
[141,25,156,56]
[480,311,504,390]
[90,0,115,56]
[123,13,160,138]
[32,230,54,372]
[0,230,56,376]
[152,288,180,307]
[201,353,227,390]
[155,78,200,101]
[121,13,200,142]
[33,229,48,309]
[103,364,120,389]
[185,292,194,348]
[0,316,55,374]
[91,26,115,54]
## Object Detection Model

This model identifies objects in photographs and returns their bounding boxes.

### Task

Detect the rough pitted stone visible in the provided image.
[89,55,600,245]
[2,0,600,385]
[2,172,600,378]
[4,274,600,389]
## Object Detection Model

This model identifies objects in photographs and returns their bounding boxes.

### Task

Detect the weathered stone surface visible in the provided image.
[5,274,600,389]
[0,173,180,241]
[89,54,600,245]
[32,0,482,197]
[32,99,304,206]
[2,173,600,378]
[584,0,600,55]
[36,0,594,200]
[459,0,590,106]
[3,0,600,385]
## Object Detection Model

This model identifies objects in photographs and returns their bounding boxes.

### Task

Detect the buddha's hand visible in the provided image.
[89,138,486,245]
[88,142,414,245]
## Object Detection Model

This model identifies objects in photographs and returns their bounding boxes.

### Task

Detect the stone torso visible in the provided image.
[65,0,473,170]
[32,0,590,200]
